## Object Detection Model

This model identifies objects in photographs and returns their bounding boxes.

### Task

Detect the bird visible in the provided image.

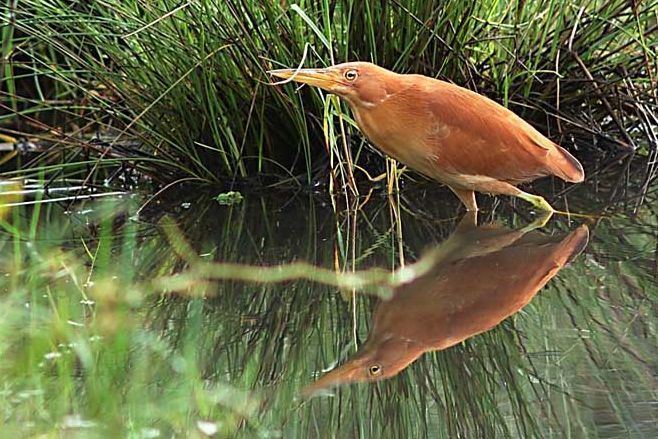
[269,62,584,213]
[301,213,589,397]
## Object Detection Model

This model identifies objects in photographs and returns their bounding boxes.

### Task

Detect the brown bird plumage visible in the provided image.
[301,215,589,396]
[269,62,584,212]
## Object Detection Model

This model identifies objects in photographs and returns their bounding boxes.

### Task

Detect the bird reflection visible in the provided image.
[303,213,589,396]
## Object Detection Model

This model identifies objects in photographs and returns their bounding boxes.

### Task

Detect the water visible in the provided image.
[0,176,656,437]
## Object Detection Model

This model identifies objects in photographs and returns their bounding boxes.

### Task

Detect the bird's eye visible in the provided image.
[368,365,382,376]
[344,69,358,81]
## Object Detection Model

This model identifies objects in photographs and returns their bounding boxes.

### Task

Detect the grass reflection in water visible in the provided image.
[0,183,655,437]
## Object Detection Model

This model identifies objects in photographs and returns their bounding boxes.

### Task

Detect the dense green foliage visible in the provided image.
[1,0,657,185]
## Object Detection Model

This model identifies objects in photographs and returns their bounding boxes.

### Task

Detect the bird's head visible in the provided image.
[268,62,400,108]
[301,335,423,398]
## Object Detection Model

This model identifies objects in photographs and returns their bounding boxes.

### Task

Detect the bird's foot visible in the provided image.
[517,193,603,226]
[552,210,605,221]
[522,210,554,231]
[515,192,555,227]
[518,193,555,213]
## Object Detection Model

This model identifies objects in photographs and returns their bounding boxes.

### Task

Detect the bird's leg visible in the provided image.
[455,211,478,232]
[449,187,478,211]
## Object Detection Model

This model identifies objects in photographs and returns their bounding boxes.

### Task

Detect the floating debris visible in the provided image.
[43,352,62,360]
[197,420,219,436]
[215,191,243,205]
[61,414,97,429]
[140,428,161,438]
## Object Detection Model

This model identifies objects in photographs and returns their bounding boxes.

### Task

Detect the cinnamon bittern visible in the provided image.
[302,215,589,396]
[269,62,584,212]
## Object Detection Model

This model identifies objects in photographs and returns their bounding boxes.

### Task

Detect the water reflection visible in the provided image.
[1,177,655,437]
[304,213,589,396]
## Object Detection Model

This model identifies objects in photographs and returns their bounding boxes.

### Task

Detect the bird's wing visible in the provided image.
[423,79,558,182]
[386,225,588,349]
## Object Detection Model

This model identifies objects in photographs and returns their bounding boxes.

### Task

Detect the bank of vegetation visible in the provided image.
[1,0,656,190]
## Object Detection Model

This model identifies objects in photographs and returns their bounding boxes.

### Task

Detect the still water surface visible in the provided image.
[0,176,656,437]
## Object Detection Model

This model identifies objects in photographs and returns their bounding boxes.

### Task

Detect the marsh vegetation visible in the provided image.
[1,0,657,188]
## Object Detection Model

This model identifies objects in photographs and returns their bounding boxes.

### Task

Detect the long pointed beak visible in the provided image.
[267,68,342,91]
[300,358,366,398]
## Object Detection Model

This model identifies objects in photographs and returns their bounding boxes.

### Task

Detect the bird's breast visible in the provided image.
[352,103,441,178]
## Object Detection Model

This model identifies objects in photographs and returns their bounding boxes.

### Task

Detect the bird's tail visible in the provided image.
[561,225,590,266]
[549,145,585,183]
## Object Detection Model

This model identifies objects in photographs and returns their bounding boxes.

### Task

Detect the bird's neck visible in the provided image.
[346,79,438,176]
[346,75,412,110]
[346,77,411,135]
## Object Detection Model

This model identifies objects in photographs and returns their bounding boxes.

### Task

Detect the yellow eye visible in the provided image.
[344,69,358,81]
[368,365,382,376]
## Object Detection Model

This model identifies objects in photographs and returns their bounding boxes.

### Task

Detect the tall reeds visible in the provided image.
[1,0,656,189]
